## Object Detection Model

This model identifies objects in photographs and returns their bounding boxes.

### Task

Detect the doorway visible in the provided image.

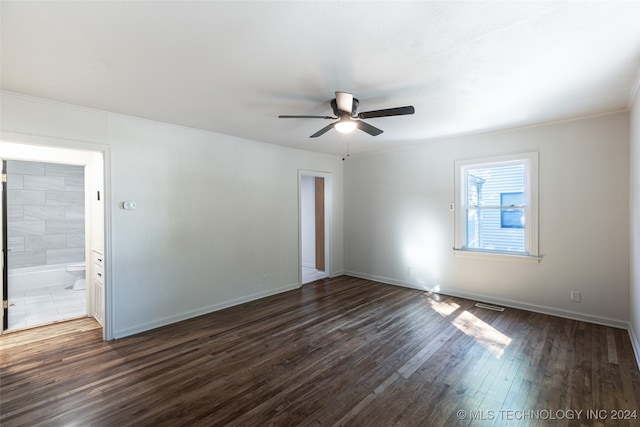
[0,141,106,337]
[299,171,331,284]
[2,159,88,330]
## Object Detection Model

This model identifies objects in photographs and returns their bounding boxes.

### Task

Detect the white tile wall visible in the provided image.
[6,160,85,268]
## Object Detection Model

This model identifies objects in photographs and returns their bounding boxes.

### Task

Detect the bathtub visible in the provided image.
[8,263,80,296]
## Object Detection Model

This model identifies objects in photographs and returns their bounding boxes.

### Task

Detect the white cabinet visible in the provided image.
[93,249,105,325]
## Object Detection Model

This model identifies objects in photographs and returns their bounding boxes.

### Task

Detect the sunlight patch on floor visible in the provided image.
[452,310,512,358]
[427,298,460,317]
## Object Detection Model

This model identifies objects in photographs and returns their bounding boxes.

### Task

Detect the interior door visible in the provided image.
[2,160,8,330]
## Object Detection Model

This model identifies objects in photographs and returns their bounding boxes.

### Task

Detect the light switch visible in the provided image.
[122,201,136,210]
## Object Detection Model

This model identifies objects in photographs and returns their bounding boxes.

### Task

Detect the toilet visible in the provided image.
[66,262,86,290]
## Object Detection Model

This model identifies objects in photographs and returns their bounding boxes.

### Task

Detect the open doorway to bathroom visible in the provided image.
[0,142,105,337]
[2,160,87,330]
[300,171,331,284]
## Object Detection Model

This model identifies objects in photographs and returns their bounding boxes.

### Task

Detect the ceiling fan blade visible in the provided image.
[279,115,335,119]
[335,92,354,113]
[356,120,383,136]
[358,106,415,119]
[310,122,337,138]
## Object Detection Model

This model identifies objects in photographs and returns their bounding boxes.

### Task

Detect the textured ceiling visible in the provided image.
[2,1,640,156]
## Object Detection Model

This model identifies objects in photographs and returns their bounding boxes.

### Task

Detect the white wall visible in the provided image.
[630,88,640,359]
[0,91,344,338]
[345,112,630,326]
[301,175,315,268]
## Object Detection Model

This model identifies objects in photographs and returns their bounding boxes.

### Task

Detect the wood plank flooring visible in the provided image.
[2,276,640,426]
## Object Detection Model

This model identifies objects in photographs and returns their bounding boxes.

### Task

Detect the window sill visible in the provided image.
[452,248,541,263]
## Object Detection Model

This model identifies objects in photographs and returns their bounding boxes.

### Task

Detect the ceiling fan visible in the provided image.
[278,91,415,138]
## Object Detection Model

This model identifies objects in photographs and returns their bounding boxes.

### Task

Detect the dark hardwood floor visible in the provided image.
[2,276,640,426]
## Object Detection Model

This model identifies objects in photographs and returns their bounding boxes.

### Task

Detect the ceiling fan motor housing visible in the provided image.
[331,98,359,117]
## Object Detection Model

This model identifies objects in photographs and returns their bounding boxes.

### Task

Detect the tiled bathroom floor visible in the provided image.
[8,285,86,330]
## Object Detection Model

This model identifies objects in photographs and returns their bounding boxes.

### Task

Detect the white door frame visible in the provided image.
[298,169,332,285]
[0,133,112,340]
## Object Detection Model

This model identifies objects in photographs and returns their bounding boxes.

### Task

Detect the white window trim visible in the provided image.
[453,152,540,263]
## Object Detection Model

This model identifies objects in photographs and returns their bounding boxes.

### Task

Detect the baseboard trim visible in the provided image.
[344,270,629,330]
[113,282,300,339]
[629,324,640,369]
[330,269,345,278]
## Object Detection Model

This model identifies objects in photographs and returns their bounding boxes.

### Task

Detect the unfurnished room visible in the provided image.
[1,1,640,426]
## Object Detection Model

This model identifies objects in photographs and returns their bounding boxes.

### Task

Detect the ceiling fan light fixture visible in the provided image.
[334,118,357,134]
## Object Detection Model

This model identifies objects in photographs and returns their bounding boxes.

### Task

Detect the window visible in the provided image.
[454,153,539,261]
[500,192,524,229]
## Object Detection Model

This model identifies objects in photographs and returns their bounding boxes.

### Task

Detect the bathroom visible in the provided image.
[4,159,88,330]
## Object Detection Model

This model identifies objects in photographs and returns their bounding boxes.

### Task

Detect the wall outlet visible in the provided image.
[261,274,269,285]
[407,267,414,278]
[570,291,581,303]
[448,203,455,212]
